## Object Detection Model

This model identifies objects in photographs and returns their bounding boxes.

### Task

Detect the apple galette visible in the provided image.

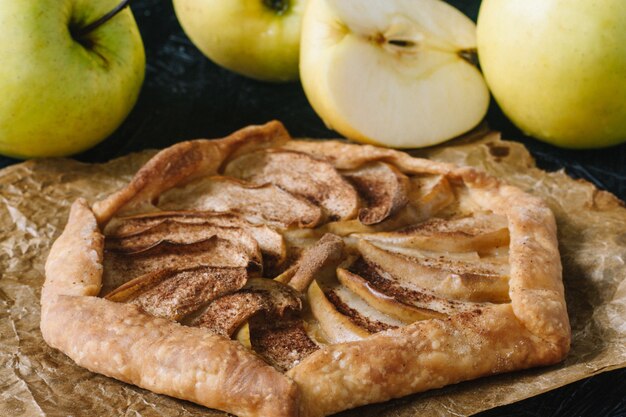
[41,121,570,417]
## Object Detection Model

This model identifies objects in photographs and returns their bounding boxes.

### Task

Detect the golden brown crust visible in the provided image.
[41,197,299,417]
[285,165,570,417]
[42,124,570,417]
[283,139,455,175]
[456,168,570,351]
[42,198,104,302]
[92,121,291,225]
[42,296,299,417]
[287,305,563,417]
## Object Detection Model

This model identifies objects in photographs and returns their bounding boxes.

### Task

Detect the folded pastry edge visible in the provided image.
[41,198,300,417]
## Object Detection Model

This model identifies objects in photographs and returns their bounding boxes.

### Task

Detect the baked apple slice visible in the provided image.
[105,266,248,321]
[106,211,287,269]
[358,240,510,302]
[356,212,509,253]
[343,161,410,225]
[307,280,404,343]
[158,176,323,228]
[224,149,359,221]
[190,278,302,337]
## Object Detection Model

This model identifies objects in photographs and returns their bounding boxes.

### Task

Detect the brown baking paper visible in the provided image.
[1,132,625,417]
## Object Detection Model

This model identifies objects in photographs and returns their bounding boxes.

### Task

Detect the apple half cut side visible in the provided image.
[300,0,489,148]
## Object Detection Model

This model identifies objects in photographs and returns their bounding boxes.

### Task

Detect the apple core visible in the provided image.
[263,0,290,15]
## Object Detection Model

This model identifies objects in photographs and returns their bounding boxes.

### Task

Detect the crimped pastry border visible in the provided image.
[41,121,570,417]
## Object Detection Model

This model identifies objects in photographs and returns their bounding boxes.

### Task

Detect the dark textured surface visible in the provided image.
[1,1,625,416]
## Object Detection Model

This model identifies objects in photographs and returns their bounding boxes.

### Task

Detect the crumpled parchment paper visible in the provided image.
[1,133,624,417]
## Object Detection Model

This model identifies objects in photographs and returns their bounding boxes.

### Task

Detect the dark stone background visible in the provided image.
[1,1,624,415]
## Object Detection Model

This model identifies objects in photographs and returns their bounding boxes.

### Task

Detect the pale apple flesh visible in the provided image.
[0,0,145,158]
[300,0,490,148]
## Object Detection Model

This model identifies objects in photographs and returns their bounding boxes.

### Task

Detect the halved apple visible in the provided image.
[300,0,489,148]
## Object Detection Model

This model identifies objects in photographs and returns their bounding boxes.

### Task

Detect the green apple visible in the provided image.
[477,0,626,149]
[173,0,304,82]
[299,0,489,149]
[0,0,145,159]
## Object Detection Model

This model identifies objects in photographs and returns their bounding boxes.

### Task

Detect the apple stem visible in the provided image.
[263,0,289,14]
[73,0,132,38]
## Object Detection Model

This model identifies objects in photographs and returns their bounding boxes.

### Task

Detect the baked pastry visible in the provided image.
[41,121,570,417]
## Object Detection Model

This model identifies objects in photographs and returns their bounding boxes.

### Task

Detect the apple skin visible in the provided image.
[173,0,303,82]
[477,0,626,149]
[0,0,145,159]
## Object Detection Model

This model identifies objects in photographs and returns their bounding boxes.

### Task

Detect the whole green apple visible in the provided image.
[0,0,145,159]
[173,0,304,82]
[477,0,626,149]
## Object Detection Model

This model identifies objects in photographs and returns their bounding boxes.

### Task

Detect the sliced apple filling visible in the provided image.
[357,212,509,253]
[224,149,359,221]
[310,173,456,238]
[342,161,410,225]
[188,278,302,336]
[158,176,323,228]
[105,266,248,321]
[357,240,510,303]
[105,211,286,268]
[98,140,518,375]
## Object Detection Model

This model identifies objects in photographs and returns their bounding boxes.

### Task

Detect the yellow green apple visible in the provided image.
[0,0,145,159]
[477,0,626,149]
[173,0,304,82]
[299,0,489,149]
